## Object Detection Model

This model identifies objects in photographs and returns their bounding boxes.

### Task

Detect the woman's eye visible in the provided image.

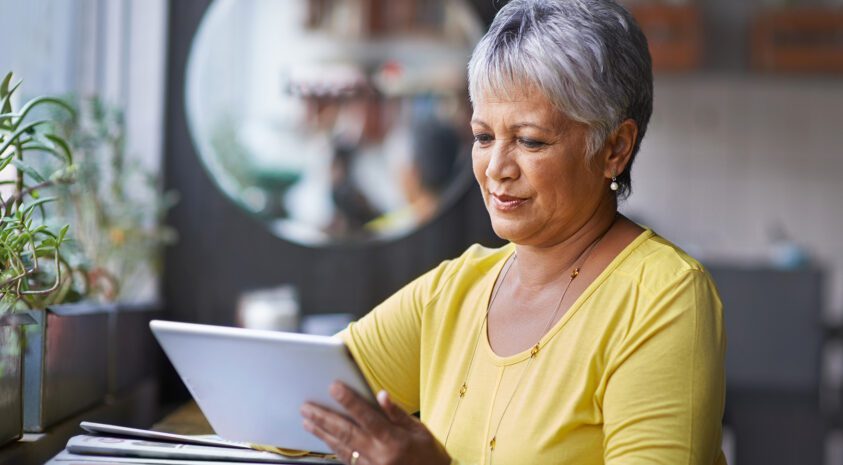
[518,138,546,149]
[473,133,493,146]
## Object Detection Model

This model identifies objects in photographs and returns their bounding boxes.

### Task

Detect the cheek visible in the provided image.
[527,159,576,202]
[471,150,488,185]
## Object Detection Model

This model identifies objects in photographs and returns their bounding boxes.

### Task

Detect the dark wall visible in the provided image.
[162,1,502,329]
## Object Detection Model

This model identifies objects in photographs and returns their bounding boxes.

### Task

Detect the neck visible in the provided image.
[512,201,618,289]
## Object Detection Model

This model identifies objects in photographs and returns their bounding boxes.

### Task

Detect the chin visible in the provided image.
[489,217,529,243]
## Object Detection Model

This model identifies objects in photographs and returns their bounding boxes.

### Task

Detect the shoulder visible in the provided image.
[614,230,714,295]
[602,231,725,364]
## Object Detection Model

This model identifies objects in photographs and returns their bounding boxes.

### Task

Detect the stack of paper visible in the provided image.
[45,422,340,465]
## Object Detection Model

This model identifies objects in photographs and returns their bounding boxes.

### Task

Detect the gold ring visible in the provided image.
[350,450,360,465]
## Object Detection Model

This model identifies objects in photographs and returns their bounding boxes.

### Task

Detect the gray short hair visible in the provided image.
[468,0,653,199]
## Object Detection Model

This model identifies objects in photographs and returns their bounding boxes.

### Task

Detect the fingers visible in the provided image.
[302,418,361,465]
[377,390,415,428]
[300,402,362,449]
[330,382,393,438]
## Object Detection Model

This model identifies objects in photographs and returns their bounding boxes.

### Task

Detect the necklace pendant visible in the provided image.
[570,268,580,279]
[489,436,496,450]
[459,383,467,397]
[530,344,540,358]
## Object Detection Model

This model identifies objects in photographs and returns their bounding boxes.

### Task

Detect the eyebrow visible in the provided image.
[512,122,554,133]
[470,119,554,133]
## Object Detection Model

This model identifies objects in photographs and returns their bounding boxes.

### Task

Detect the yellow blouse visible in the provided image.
[341,229,727,465]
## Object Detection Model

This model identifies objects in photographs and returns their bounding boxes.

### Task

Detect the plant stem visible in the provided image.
[14,139,22,210]
[2,178,66,216]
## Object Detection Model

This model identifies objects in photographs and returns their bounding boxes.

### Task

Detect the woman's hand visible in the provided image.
[300,382,451,465]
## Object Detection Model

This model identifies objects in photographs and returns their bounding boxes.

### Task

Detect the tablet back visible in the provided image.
[150,320,372,453]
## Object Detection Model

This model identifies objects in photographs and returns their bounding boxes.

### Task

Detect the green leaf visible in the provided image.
[22,197,56,215]
[44,134,73,164]
[0,72,12,96]
[0,155,12,171]
[13,97,75,131]
[11,158,47,183]
[0,73,13,113]
[0,120,48,155]
[27,224,48,235]
[34,245,54,254]
[0,81,21,122]
[15,143,66,162]
[58,224,69,243]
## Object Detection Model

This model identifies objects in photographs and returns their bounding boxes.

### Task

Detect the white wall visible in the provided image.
[622,75,843,320]
[0,0,168,174]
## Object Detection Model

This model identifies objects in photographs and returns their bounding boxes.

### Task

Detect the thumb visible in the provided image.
[377,390,414,427]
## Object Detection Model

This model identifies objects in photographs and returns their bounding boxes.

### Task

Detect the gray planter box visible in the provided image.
[0,312,36,447]
[109,301,162,394]
[23,303,110,432]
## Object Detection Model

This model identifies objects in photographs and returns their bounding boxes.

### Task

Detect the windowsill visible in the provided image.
[0,378,160,465]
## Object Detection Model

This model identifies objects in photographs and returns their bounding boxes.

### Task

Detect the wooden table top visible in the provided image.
[152,400,214,436]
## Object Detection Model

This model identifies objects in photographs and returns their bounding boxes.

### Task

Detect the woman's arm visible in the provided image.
[602,270,726,465]
[301,259,462,464]
[338,258,456,413]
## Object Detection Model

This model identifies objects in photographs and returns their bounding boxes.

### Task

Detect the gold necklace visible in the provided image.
[442,227,611,462]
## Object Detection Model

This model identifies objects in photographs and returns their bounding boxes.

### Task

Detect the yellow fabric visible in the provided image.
[340,229,727,465]
[249,443,336,459]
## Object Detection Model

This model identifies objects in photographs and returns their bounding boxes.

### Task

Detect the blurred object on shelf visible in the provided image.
[304,0,473,39]
[286,63,368,99]
[300,313,355,336]
[767,222,811,270]
[236,285,300,332]
[752,7,843,74]
[625,2,703,72]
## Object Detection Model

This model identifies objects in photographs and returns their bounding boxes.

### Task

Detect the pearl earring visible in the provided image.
[610,176,619,192]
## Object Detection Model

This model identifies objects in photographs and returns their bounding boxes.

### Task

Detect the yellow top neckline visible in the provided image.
[481,228,655,366]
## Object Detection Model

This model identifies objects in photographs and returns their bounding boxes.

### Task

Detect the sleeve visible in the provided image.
[602,270,726,465]
[339,261,454,414]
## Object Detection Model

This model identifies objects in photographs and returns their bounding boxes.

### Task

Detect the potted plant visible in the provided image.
[48,95,177,396]
[19,94,178,433]
[0,71,74,445]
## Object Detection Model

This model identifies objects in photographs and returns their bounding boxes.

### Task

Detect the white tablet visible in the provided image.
[149,319,373,454]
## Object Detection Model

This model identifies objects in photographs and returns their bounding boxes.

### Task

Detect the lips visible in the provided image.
[490,192,528,211]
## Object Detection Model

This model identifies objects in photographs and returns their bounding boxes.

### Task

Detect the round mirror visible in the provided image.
[185,0,483,246]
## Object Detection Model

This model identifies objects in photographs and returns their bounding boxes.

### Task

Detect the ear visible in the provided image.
[600,119,638,179]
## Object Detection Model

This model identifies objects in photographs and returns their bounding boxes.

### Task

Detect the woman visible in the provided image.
[299,1,726,464]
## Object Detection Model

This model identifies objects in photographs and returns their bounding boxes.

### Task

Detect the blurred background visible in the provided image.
[1,0,842,464]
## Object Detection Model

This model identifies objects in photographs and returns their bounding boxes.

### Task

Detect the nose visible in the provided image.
[484,140,519,181]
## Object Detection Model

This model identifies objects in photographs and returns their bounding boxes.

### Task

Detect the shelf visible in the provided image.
[752,7,843,74]
[627,4,703,72]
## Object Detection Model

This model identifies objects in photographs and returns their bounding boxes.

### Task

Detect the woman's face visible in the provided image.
[471,86,609,247]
